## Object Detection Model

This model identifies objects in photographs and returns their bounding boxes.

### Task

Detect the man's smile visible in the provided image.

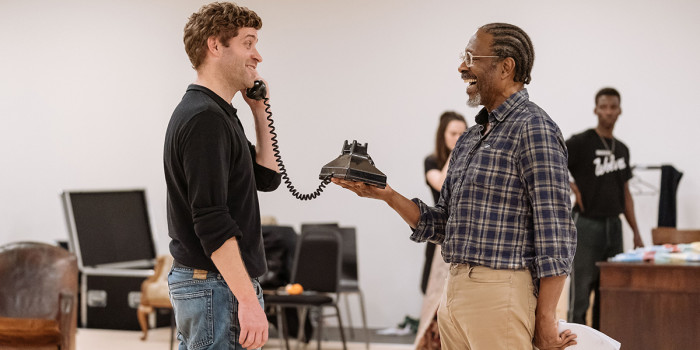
[461,71,477,85]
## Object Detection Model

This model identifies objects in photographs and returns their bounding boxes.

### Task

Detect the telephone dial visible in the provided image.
[246,80,386,200]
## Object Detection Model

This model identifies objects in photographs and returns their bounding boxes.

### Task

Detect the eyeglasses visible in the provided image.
[459,51,500,68]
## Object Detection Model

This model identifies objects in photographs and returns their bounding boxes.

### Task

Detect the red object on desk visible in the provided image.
[642,250,656,261]
[662,243,681,253]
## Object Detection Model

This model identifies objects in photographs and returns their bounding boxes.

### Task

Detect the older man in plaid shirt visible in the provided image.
[333,23,577,350]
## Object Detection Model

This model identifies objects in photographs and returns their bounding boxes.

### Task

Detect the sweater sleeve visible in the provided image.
[181,112,240,256]
[248,143,282,192]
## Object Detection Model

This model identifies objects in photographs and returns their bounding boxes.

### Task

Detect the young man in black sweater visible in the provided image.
[163,3,280,349]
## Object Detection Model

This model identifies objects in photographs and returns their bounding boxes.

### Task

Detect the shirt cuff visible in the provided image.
[531,256,572,279]
[409,198,444,244]
[254,162,282,191]
[195,214,241,257]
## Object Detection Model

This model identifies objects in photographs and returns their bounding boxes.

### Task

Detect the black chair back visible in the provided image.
[300,223,339,234]
[292,228,342,294]
[337,227,358,281]
[260,225,298,289]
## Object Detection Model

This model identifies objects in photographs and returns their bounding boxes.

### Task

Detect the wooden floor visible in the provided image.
[76,327,414,350]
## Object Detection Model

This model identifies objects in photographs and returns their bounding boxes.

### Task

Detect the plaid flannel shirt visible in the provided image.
[411,89,576,287]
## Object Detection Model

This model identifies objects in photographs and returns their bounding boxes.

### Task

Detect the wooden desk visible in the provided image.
[598,261,700,349]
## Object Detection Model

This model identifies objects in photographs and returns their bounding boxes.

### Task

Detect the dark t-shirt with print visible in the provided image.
[566,129,633,218]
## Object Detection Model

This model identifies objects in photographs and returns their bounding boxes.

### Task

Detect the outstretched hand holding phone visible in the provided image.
[331,178,421,229]
[331,178,390,200]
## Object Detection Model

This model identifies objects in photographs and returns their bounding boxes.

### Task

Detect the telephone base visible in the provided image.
[319,140,387,188]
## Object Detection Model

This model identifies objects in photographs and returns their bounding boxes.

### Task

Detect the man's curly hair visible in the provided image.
[184,2,262,69]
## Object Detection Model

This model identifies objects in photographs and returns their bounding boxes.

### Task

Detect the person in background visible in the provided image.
[566,87,644,330]
[333,22,577,349]
[416,111,467,349]
[163,2,281,349]
[421,111,467,293]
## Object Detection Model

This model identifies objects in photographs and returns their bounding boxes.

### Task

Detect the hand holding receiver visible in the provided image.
[242,79,269,112]
[245,80,267,101]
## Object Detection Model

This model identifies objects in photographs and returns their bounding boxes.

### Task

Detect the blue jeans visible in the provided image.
[168,265,264,350]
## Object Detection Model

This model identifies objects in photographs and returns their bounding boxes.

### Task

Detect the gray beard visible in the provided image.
[467,91,481,107]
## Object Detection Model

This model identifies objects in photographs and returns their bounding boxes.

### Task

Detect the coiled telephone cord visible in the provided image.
[263,97,331,200]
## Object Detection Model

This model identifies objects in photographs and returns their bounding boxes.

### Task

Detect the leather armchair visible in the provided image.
[0,241,78,350]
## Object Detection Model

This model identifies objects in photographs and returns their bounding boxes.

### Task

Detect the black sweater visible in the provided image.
[164,84,281,277]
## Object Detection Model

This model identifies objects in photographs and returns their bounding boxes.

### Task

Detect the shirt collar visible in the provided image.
[474,88,530,126]
[187,84,238,117]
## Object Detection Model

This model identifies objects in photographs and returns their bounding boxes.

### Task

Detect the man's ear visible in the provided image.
[501,57,516,80]
[206,36,221,58]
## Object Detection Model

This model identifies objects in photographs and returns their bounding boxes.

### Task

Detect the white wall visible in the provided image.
[1,0,699,328]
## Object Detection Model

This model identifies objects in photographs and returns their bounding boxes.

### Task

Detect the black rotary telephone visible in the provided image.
[246,80,386,200]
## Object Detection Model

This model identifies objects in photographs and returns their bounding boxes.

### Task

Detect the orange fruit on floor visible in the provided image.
[285,283,304,295]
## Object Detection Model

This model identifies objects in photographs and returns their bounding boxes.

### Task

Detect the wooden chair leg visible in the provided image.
[137,305,153,341]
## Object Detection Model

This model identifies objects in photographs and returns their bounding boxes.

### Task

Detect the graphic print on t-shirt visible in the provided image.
[566,129,633,217]
[593,151,627,177]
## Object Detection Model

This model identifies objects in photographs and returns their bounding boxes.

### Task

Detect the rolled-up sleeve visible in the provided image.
[410,198,448,245]
[519,116,577,279]
[248,143,281,191]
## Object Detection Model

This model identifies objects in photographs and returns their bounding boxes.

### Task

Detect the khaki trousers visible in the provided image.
[437,264,536,350]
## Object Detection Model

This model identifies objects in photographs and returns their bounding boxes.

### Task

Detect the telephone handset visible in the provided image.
[246,80,267,100]
[248,80,386,200]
